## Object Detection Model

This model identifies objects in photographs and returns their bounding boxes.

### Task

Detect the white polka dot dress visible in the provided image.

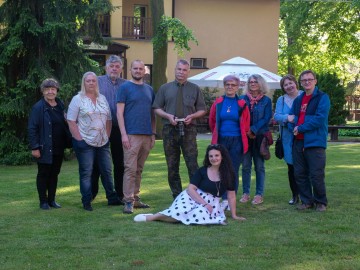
[159,189,226,225]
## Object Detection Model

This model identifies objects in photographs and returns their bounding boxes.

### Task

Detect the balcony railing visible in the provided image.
[99,14,111,37]
[122,16,153,39]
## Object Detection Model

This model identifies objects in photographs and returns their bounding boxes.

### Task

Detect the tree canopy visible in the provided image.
[0,0,112,164]
[279,0,360,84]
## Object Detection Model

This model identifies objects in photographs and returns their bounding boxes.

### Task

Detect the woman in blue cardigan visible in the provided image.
[274,74,303,205]
[240,74,272,205]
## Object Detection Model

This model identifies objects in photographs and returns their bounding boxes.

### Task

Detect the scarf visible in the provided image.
[246,93,264,111]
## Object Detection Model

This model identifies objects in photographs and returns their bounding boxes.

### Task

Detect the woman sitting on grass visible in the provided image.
[134,144,246,225]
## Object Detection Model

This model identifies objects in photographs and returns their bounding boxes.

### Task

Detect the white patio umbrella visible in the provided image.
[188,57,281,89]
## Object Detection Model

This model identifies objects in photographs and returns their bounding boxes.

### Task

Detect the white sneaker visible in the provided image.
[134,214,152,222]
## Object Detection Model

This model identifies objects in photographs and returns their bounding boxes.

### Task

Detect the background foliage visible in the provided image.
[279,0,360,85]
[0,0,113,164]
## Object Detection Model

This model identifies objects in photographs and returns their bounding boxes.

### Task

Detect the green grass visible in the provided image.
[1,140,360,270]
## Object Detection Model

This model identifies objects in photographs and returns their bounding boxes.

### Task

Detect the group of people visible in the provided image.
[28,55,330,226]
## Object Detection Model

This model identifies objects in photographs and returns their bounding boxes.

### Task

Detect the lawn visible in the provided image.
[0,139,359,270]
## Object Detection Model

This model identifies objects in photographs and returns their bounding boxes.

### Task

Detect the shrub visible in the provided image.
[317,73,349,125]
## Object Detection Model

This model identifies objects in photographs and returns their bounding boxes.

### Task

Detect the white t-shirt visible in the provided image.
[67,93,111,147]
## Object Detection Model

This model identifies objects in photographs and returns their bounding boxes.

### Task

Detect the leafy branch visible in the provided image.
[152,15,198,57]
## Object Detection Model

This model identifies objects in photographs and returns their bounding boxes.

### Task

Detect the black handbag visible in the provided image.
[275,97,284,159]
[275,131,284,159]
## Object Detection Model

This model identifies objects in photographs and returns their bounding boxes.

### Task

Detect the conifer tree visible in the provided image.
[0,0,112,164]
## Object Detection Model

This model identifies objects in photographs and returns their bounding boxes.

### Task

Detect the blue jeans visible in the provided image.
[218,136,243,200]
[292,140,327,205]
[73,139,116,205]
[242,138,265,196]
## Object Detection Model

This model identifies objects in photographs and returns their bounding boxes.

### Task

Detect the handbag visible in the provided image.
[275,130,284,159]
[260,132,272,160]
[275,97,285,159]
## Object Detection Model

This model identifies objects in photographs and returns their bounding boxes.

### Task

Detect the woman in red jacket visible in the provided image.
[209,75,250,210]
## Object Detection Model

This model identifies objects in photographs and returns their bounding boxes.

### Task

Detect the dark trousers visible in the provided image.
[162,124,199,199]
[293,140,327,206]
[218,136,243,199]
[287,163,299,198]
[36,154,64,204]
[91,126,124,199]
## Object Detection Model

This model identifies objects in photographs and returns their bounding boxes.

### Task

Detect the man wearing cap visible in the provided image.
[91,55,127,204]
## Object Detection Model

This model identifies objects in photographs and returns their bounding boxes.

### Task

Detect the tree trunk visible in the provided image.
[150,0,168,138]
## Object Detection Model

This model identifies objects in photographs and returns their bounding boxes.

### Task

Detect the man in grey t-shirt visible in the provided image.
[153,59,206,199]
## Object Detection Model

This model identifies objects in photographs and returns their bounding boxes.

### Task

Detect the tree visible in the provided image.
[0,0,113,164]
[318,73,349,125]
[279,0,360,84]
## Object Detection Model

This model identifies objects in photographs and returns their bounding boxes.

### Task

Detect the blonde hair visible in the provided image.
[243,74,269,95]
[80,71,99,97]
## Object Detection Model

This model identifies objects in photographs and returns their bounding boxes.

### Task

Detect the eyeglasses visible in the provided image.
[300,79,315,83]
[225,83,238,87]
[249,81,258,84]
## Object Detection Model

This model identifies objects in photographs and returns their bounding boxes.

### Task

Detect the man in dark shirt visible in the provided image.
[153,59,206,199]
[92,55,126,204]
[288,70,330,212]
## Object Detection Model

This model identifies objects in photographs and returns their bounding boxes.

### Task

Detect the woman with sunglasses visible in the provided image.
[208,75,250,210]
[240,74,272,205]
[133,144,246,225]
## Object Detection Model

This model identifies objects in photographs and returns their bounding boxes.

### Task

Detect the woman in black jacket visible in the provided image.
[28,78,71,210]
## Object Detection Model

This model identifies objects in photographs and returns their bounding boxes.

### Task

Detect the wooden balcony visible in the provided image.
[98,14,111,37]
[122,16,153,39]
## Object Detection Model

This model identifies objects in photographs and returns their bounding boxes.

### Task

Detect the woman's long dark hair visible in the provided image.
[203,144,236,188]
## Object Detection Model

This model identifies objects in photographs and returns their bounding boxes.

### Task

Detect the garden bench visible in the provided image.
[328,125,360,141]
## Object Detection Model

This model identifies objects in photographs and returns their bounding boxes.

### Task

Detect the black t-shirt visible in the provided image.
[190,167,235,197]
[47,103,66,155]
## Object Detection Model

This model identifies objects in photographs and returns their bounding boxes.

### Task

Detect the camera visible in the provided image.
[175,118,185,137]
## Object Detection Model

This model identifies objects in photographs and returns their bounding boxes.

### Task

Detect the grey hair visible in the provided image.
[243,74,269,95]
[223,75,240,86]
[106,55,123,67]
[40,78,59,92]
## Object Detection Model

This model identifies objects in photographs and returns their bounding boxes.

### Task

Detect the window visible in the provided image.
[190,58,207,69]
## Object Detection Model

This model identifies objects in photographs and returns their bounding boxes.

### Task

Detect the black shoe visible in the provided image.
[49,201,62,208]
[40,202,50,210]
[83,204,93,211]
[289,196,299,205]
[108,198,125,206]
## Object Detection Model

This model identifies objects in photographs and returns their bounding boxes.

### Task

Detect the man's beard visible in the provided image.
[110,74,119,80]
[131,74,143,81]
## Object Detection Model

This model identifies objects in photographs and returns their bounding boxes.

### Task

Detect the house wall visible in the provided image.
[174,0,280,78]
[112,0,280,84]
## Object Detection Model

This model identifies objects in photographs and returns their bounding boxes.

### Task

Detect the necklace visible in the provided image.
[225,97,236,113]
[215,181,221,197]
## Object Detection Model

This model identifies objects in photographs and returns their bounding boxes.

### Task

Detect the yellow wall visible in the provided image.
[174,0,280,77]
[105,0,280,84]
[111,0,123,37]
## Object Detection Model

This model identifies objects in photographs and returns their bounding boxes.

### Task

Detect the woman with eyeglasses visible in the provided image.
[274,75,303,205]
[133,144,246,225]
[208,75,250,210]
[240,74,272,205]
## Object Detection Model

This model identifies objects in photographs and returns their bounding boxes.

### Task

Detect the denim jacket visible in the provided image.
[240,94,272,136]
